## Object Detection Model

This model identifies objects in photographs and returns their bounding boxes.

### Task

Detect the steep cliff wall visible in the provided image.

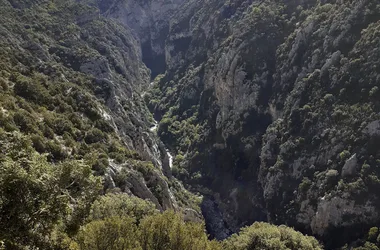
[0,0,197,216]
[3,0,380,248]
[84,0,186,77]
[147,0,380,247]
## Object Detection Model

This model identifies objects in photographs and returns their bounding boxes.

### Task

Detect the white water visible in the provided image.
[166,149,173,169]
[141,82,154,98]
[150,121,173,169]
[144,80,173,170]
[150,120,158,132]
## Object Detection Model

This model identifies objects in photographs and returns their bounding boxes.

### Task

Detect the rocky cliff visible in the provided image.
[2,0,380,249]
[145,0,380,248]
[83,0,186,77]
[0,0,201,218]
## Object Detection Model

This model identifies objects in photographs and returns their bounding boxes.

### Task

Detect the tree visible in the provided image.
[76,217,141,250]
[88,193,157,223]
[0,131,101,248]
[0,151,67,248]
[223,222,322,250]
[139,211,221,250]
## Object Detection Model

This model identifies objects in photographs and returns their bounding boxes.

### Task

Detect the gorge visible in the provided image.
[1,0,380,249]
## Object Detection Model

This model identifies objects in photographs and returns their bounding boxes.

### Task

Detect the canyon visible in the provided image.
[1,0,380,249]
[82,0,380,247]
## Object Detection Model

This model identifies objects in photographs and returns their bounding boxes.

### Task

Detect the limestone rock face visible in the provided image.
[311,196,378,237]
[0,0,193,219]
[145,0,380,248]
[86,0,186,76]
[108,161,178,211]
[341,154,359,177]
[7,0,380,248]
[72,12,165,173]
[364,120,380,136]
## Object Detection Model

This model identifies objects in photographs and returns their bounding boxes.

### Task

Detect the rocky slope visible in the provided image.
[2,0,380,249]
[0,0,202,217]
[83,0,186,77]
[144,0,380,248]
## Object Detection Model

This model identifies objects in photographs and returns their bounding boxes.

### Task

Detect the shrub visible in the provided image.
[299,177,312,193]
[53,118,74,136]
[368,227,379,242]
[13,77,51,105]
[323,93,335,104]
[76,217,141,250]
[139,211,221,250]
[75,210,221,250]
[369,86,379,97]
[84,128,106,144]
[326,169,339,178]
[0,112,17,132]
[13,110,36,133]
[31,134,46,153]
[0,152,67,248]
[88,193,157,222]
[45,141,68,161]
[94,119,114,133]
[92,157,109,174]
[223,222,322,250]
[353,242,380,250]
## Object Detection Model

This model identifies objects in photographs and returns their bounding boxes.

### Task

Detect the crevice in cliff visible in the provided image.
[141,40,167,79]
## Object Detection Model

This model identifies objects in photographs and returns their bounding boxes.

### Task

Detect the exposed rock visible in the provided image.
[4,0,380,248]
[148,0,380,248]
[341,154,359,177]
[108,160,178,211]
[86,0,186,76]
[104,169,116,190]
[363,120,380,136]
[183,208,203,223]
[311,197,378,237]
[201,197,232,240]
[124,170,164,210]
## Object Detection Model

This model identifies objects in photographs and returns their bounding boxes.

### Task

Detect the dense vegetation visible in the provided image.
[0,0,324,249]
[0,127,318,249]
[2,0,380,249]
[0,0,180,248]
[146,0,380,248]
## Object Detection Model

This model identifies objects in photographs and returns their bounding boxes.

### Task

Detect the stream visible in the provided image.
[149,119,173,169]
[143,82,230,239]
[144,82,173,170]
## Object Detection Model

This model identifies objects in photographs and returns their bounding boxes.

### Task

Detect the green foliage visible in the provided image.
[73,208,324,250]
[299,177,312,193]
[0,150,67,248]
[84,128,106,144]
[353,242,380,250]
[88,193,157,222]
[368,227,379,242]
[76,217,141,250]
[73,209,222,250]
[56,160,102,234]
[369,87,379,97]
[3,0,380,249]
[223,222,322,250]
[157,106,202,154]
[13,75,51,105]
[351,227,380,250]
[139,211,221,250]
[0,131,101,249]
[13,109,37,133]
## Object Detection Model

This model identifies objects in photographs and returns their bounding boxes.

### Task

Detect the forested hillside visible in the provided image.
[0,0,195,248]
[1,0,380,249]
[145,0,380,248]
